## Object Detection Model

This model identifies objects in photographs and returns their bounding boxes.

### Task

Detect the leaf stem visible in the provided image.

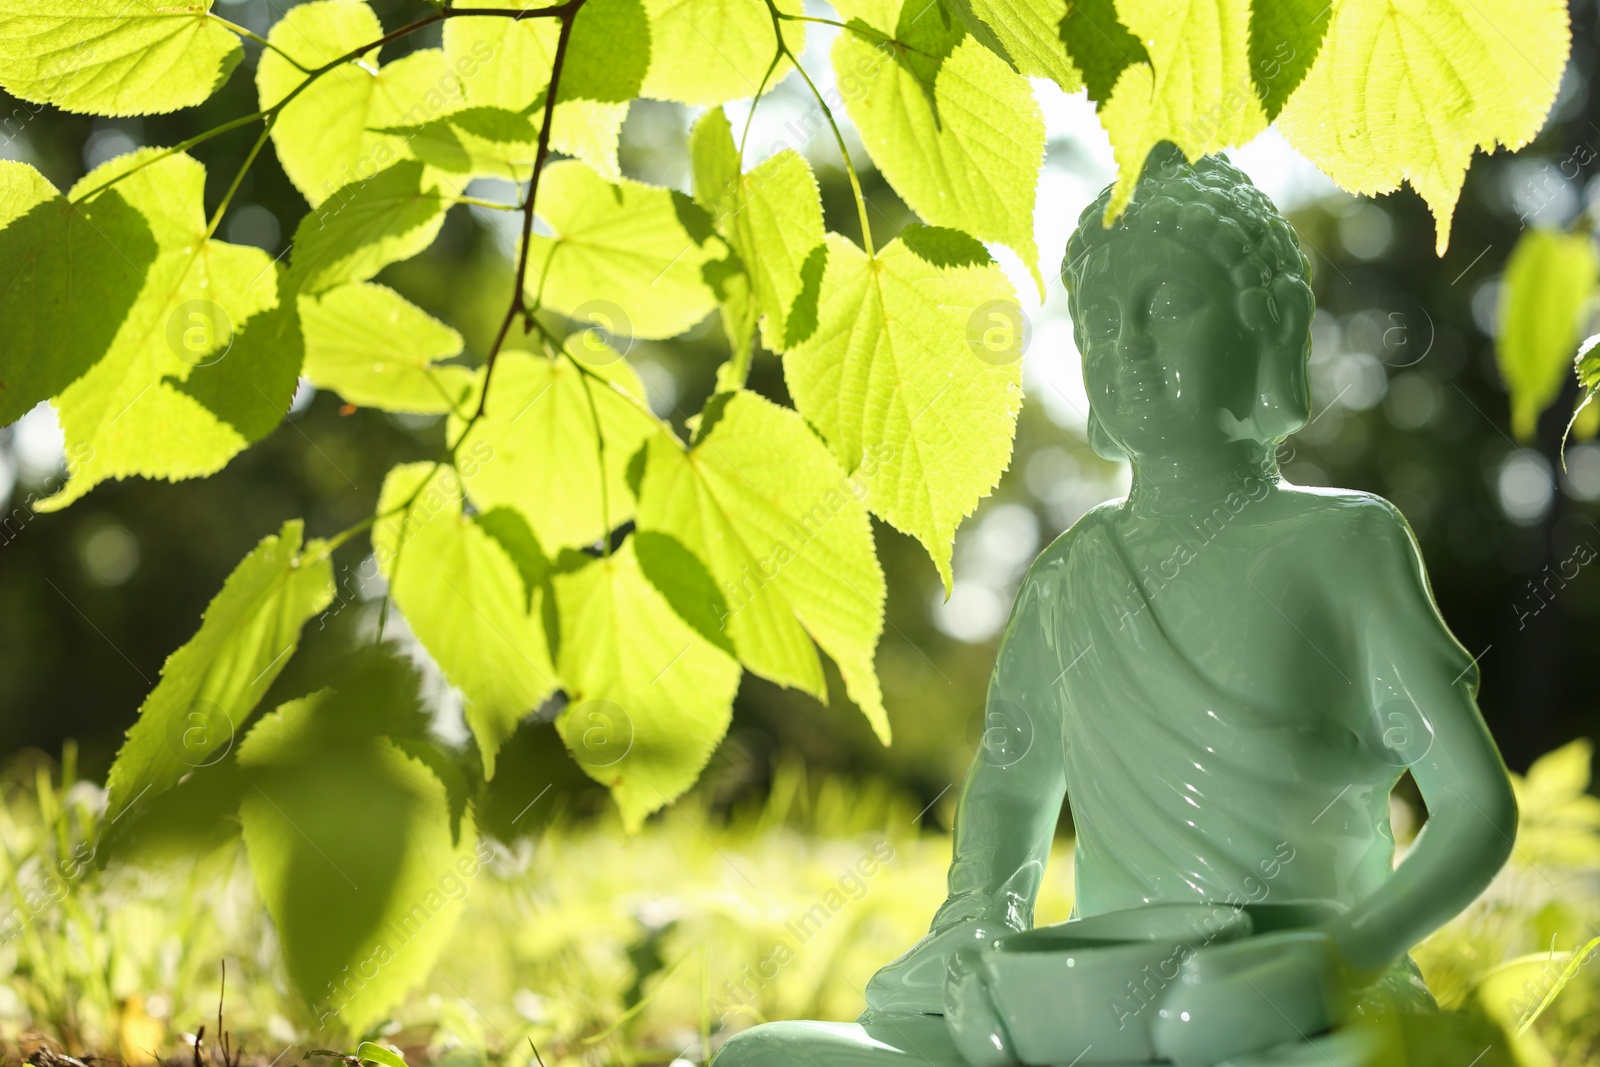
[70,110,269,203]
[375,459,448,642]
[760,0,875,256]
[714,341,755,394]
[204,118,276,241]
[774,11,897,48]
[577,371,612,557]
[453,195,523,212]
[738,50,784,166]
[317,511,381,555]
[208,13,310,72]
[519,312,680,446]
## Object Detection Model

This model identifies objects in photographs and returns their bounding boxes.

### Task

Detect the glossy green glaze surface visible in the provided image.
[714,148,1517,1067]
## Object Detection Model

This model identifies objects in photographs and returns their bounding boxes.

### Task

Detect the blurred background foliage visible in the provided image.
[1,0,1599,1061]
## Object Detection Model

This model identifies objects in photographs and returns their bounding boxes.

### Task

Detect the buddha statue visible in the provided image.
[713,146,1517,1067]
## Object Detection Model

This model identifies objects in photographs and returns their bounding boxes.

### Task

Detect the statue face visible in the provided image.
[1075,234,1257,458]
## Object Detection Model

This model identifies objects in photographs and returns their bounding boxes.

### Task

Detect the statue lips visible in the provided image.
[1114,362,1165,403]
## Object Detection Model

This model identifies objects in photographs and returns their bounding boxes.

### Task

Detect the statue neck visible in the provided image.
[1125,441,1280,515]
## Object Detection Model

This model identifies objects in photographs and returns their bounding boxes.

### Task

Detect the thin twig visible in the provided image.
[216,961,230,1067]
[468,0,587,424]
[72,4,570,204]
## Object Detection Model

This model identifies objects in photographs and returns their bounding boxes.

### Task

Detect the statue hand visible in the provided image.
[862,918,1007,1016]
[1150,929,1370,1067]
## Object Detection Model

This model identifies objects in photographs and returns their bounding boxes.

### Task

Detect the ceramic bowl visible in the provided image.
[943,901,1255,1066]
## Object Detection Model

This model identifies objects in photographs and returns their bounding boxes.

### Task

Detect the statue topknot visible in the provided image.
[1061,144,1312,321]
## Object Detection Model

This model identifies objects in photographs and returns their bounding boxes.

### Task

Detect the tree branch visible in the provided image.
[467,0,587,424]
[73,3,573,205]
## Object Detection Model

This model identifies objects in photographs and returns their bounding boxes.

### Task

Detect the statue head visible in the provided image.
[1062,144,1314,463]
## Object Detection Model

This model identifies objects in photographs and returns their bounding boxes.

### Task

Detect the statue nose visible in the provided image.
[1117,325,1155,360]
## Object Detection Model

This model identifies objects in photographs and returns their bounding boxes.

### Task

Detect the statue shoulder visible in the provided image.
[1029,499,1126,571]
[1272,484,1424,578]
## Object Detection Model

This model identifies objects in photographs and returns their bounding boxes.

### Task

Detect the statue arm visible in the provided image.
[1153,502,1514,1057]
[1333,501,1517,975]
[930,699,1067,933]
[863,563,1068,1015]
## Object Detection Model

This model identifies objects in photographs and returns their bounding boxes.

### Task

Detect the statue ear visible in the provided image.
[1239,278,1312,440]
[1087,408,1128,461]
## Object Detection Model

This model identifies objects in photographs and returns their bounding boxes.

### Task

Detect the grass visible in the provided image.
[0,743,1596,1067]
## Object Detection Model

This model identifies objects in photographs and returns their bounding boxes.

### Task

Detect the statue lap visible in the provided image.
[711,961,1434,1067]
[711,1017,1373,1067]
[713,1014,968,1067]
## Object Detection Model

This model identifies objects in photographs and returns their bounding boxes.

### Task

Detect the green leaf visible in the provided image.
[943,0,1082,91]
[1495,228,1597,441]
[558,0,652,102]
[41,151,303,510]
[831,0,1045,286]
[783,229,1023,591]
[723,149,827,354]
[689,108,758,373]
[442,0,637,181]
[552,539,741,831]
[0,161,156,427]
[258,3,467,207]
[1514,935,1600,1035]
[450,349,656,553]
[1060,0,1145,104]
[526,160,718,339]
[1247,0,1329,120]
[690,106,740,218]
[356,1044,410,1067]
[1510,736,1600,868]
[1094,0,1266,222]
[1277,0,1570,254]
[373,463,557,778]
[103,519,334,824]
[0,0,241,116]
[1572,360,1600,442]
[710,259,759,389]
[637,391,889,741]
[238,690,481,1033]
[1521,738,1594,807]
[639,0,804,105]
[379,106,542,182]
[290,160,450,296]
[691,104,826,356]
[543,102,630,183]
[301,283,473,415]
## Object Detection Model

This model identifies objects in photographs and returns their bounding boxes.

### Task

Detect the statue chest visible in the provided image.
[1071,530,1366,737]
